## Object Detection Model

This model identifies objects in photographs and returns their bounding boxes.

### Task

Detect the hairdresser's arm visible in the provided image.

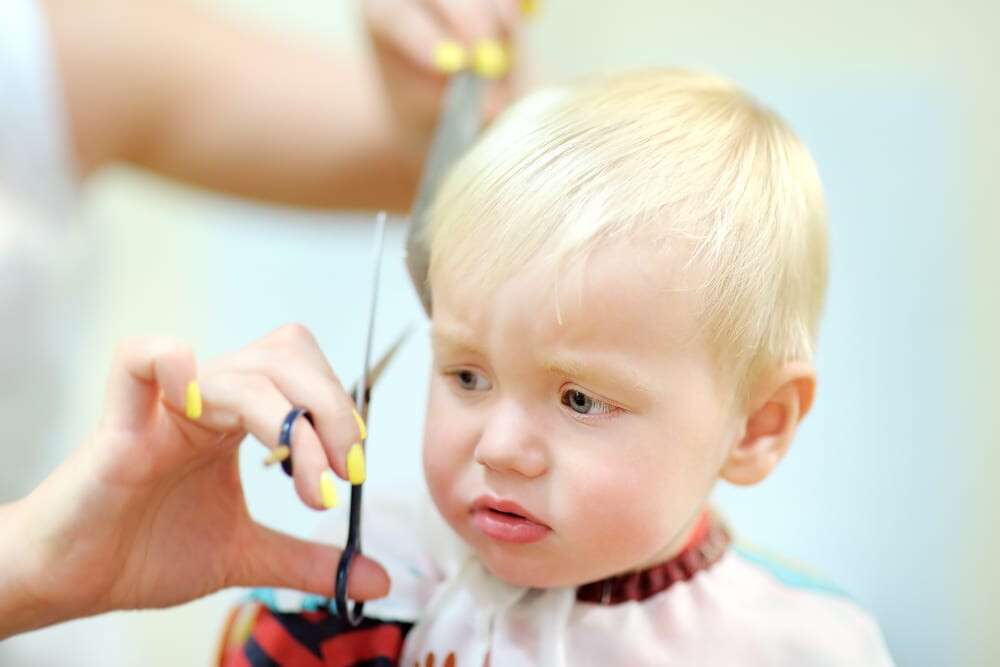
[0,499,53,638]
[42,0,526,212]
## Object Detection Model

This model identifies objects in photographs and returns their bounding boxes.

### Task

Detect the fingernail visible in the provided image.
[433,40,467,74]
[521,0,539,17]
[472,40,509,79]
[185,380,202,420]
[347,443,366,485]
[320,469,339,509]
[352,409,367,441]
[262,445,290,467]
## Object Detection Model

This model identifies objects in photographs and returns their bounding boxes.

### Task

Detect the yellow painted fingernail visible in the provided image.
[262,446,290,467]
[472,40,509,79]
[185,380,202,420]
[347,443,366,485]
[320,469,339,509]
[521,0,539,17]
[352,409,367,441]
[433,40,468,74]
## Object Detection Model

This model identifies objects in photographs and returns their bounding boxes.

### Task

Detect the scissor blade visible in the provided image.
[405,72,486,314]
[348,323,415,403]
[355,212,387,419]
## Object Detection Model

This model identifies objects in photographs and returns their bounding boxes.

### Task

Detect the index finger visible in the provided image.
[366,0,451,73]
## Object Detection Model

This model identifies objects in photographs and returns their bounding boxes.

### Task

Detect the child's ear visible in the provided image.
[719,362,816,486]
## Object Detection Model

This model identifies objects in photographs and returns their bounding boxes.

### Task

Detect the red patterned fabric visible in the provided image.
[217,603,411,667]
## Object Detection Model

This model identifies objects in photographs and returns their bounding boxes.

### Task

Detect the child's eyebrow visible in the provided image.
[543,354,653,399]
[430,326,484,355]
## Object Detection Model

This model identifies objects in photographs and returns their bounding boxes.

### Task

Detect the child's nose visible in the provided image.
[473,402,548,479]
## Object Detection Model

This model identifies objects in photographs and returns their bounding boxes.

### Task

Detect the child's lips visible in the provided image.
[470,496,551,544]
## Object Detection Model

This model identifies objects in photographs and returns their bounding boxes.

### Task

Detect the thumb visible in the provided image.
[234,523,391,602]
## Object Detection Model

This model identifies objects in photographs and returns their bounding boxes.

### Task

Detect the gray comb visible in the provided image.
[405,72,486,315]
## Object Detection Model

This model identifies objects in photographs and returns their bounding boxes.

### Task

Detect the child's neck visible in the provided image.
[575,505,730,605]
[637,504,711,571]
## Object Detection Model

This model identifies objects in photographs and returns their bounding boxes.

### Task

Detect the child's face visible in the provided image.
[423,241,743,588]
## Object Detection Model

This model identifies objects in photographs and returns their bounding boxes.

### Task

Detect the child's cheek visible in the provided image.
[559,456,652,546]
[587,478,664,551]
[422,383,446,482]
[564,453,691,566]
[422,418,454,497]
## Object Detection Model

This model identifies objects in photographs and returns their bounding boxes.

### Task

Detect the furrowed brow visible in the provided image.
[430,325,484,356]
[544,354,653,398]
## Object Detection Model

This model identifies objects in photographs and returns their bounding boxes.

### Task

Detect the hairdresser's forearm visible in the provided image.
[0,499,62,639]
[44,0,423,211]
[133,45,425,212]
[0,455,120,640]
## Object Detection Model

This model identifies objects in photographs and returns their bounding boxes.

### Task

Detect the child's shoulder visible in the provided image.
[690,542,894,665]
[728,541,852,599]
[567,539,893,666]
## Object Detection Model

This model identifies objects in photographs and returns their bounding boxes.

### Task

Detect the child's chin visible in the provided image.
[477,551,575,589]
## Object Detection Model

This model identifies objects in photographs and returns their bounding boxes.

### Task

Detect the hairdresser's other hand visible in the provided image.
[6,325,387,638]
[364,0,532,150]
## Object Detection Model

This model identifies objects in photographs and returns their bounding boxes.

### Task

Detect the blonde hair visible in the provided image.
[425,69,827,401]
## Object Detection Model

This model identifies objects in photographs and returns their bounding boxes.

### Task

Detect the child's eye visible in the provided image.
[561,389,614,416]
[452,369,492,391]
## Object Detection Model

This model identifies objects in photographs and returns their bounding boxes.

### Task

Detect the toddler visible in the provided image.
[218,69,893,666]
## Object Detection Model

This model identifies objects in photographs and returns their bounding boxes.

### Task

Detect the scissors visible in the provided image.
[334,210,386,625]
[273,63,489,626]
[273,212,395,625]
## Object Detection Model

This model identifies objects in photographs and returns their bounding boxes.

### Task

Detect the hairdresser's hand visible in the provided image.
[364,0,532,150]
[4,325,387,639]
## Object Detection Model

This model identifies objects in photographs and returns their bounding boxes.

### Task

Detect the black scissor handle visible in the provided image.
[334,480,365,625]
[278,405,365,624]
[278,407,313,477]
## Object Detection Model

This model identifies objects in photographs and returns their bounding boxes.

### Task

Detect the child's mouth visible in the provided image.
[470,496,550,544]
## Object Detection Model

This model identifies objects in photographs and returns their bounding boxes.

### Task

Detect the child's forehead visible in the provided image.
[434,231,697,297]
[431,239,707,353]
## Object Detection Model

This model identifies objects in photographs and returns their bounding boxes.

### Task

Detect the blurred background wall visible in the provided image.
[3,0,996,665]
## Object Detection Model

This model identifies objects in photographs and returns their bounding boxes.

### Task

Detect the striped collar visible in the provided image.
[576,511,731,605]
